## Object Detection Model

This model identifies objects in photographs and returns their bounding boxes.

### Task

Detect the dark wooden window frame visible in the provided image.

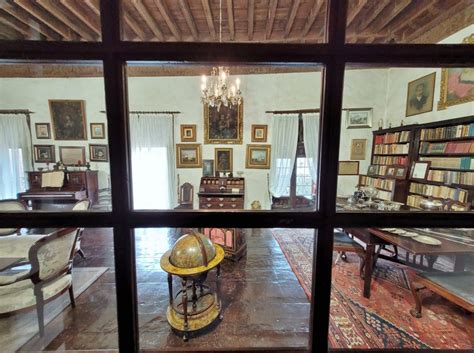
[0,1,473,352]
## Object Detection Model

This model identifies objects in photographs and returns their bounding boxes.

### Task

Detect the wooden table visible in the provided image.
[0,257,26,272]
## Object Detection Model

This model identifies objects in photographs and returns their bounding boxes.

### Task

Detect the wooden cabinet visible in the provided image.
[201,228,247,261]
[198,177,245,210]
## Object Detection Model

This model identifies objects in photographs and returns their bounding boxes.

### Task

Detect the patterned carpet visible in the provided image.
[272,229,474,349]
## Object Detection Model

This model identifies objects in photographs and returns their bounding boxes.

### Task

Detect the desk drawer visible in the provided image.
[199,200,244,209]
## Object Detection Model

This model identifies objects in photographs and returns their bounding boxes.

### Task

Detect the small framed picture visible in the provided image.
[251,125,268,142]
[406,72,436,117]
[180,124,197,142]
[90,123,106,139]
[350,139,367,160]
[176,144,202,168]
[410,161,430,180]
[202,159,214,177]
[395,167,407,179]
[246,144,271,169]
[59,146,86,166]
[345,108,372,129]
[34,145,55,163]
[35,123,51,139]
[387,167,396,177]
[89,144,109,162]
[215,148,233,173]
[367,165,377,176]
[338,161,359,175]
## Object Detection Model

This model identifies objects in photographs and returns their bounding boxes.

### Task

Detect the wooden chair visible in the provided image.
[0,199,27,236]
[175,182,194,209]
[72,200,91,259]
[333,231,365,273]
[0,228,80,336]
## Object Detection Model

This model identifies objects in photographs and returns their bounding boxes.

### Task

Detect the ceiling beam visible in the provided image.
[357,0,390,32]
[388,0,435,39]
[0,14,31,37]
[347,0,367,28]
[133,0,164,41]
[178,0,198,41]
[59,0,101,36]
[302,0,324,37]
[226,0,235,41]
[247,0,254,41]
[37,0,95,41]
[201,0,216,40]
[123,12,147,41]
[265,0,278,40]
[82,0,100,17]
[0,20,22,39]
[369,0,411,33]
[153,0,181,41]
[15,0,73,39]
[284,0,301,38]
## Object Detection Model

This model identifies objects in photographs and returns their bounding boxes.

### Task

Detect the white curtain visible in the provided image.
[269,115,299,197]
[0,114,32,200]
[303,113,320,184]
[129,114,176,209]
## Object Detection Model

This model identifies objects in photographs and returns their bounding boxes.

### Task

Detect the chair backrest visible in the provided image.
[179,183,194,205]
[72,200,91,211]
[29,228,79,282]
[0,199,27,211]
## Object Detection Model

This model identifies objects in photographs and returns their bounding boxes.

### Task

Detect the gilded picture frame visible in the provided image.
[89,144,109,162]
[180,124,197,142]
[34,145,55,163]
[35,123,51,139]
[49,99,87,140]
[251,124,268,142]
[204,102,243,144]
[246,144,271,169]
[59,146,86,166]
[176,144,202,168]
[214,148,233,172]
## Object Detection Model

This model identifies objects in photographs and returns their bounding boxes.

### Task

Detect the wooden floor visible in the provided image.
[18,228,311,352]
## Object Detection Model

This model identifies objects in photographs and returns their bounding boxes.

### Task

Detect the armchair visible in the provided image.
[71,200,91,259]
[0,228,80,336]
[0,199,27,236]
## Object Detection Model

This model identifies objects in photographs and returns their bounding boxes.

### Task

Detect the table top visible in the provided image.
[0,257,26,272]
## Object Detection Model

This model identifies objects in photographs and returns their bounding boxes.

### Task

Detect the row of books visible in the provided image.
[419,157,474,170]
[407,195,427,209]
[419,141,474,154]
[359,176,394,191]
[374,131,411,144]
[372,155,409,166]
[374,143,410,155]
[420,123,474,141]
[427,170,474,186]
[409,182,468,203]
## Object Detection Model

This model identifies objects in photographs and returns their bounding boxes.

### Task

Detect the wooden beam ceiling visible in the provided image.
[153,0,181,41]
[247,0,254,41]
[178,0,198,41]
[132,0,164,41]
[265,0,278,40]
[201,0,216,41]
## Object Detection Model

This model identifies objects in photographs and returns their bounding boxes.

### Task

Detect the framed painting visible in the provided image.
[246,144,271,169]
[180,124,197,142]
[35,123,51,139]
[89,144,109,162]
[395,167,407,180]
[34,145,55,163]
[176,144,202,168]
[251,124,268,142]
[214,148,233,172]
[59,146,86,166]
[202,159,214,177]
[406,72,436,117]
[49,100,87,140]
[338,161,359,176]
[367,165,377,176]
[204,102,243,144]
[410,161,430,181]
[350,139,367,160]
[90,123,106,139]
[345,108,372,128]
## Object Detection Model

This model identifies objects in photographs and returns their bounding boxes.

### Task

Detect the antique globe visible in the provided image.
[160,231,225,341]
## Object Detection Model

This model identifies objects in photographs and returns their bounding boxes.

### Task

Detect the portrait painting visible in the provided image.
[350,139,367,160]
[367,165,377,176]
[34,145,55,163]
[35,123,51,139]
[406,72,436,117]
[251,124,268,142]
[202,159,214,177]
[180,124,197,142]
[215,148,233,172]
[246,144,271,169]
[49,100,87,140]
[176,144,202,168]
[90,123,106,139]
[204,102,243,144]
[59,146,86,166]
[90,144,109,162]
[345,108,372,128]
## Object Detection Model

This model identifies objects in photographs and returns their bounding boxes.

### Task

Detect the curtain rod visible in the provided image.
[266,109,320,114]
[100,110,180,114]
[0,109,34,114]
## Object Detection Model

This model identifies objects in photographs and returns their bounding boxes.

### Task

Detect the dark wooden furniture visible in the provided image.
[19,170,98,210]
[201,228,247,261]
[198,177,245,210]
[175,182,194,209]
[333,231,365,268]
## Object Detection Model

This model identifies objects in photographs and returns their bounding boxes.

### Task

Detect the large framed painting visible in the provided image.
[204,102,243,144]
[406,72,436,117]
[49,100,87,140]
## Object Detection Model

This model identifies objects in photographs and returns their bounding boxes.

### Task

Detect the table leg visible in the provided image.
[363,244,375,299]
[454,255,467,272]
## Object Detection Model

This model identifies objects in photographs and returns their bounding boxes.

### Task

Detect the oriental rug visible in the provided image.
[271,228,474,349]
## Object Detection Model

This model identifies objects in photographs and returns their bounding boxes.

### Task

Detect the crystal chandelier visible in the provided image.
[200,66,242,109]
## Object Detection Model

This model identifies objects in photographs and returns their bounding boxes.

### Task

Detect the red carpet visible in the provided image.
[272,228,474,349]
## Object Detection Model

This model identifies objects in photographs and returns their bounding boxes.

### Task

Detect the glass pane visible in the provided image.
[120,0,327,43]
[0,227,118,351]
[0,0,102,41]
[0,60,112,213]
[126,62,322,211]
[330,227,473,349]
[345,0,474,44]
[135,227,314,350]
[337,65,474,213]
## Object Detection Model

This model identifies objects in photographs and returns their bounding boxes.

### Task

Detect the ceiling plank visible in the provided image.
[247,0,254,41]
[370,0,411,33]
[133,0,164,41]
[15,0,73,39]
[357,0,390,32]
[388,0,436,38]
[0,20,22,39]
[59,0,101,36]
[284,0,301,38]
[0,14,30,37]
[265,0,278,40]
[82,0,100,17]
[201,0,216,40]
[226,0,234,41]
[37,0,95,41]
[0,1,59,40]
[178,0,198,41]
[123,12,147,41]
[153,0,181,41]
[302,0,324,37]
[347,0,367,28]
